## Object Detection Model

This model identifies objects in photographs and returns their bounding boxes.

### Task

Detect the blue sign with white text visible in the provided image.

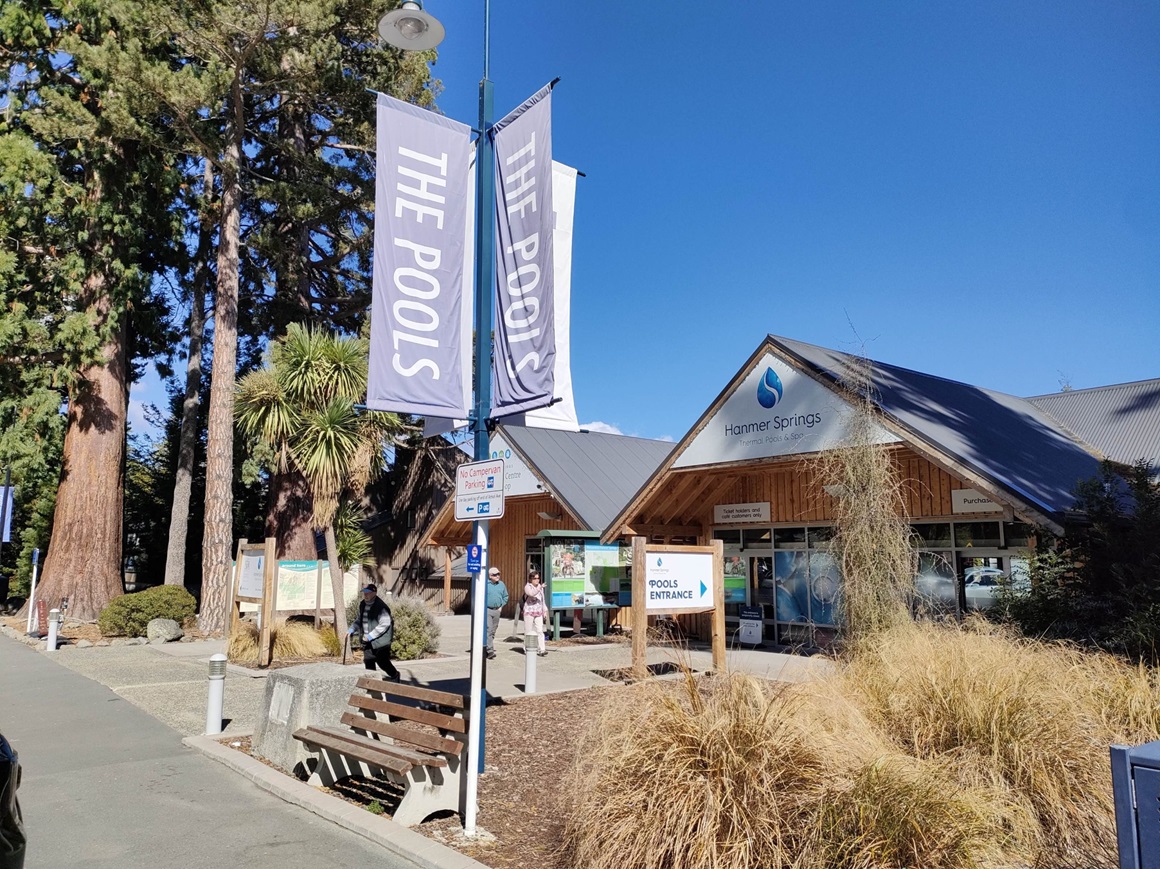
[466,544,482,573]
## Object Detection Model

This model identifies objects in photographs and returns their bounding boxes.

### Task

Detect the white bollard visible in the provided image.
[523,633,538,694]
[46,608,60,651]
[205,653,227,735]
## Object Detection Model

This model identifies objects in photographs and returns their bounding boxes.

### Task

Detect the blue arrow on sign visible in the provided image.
[700,581,708,597]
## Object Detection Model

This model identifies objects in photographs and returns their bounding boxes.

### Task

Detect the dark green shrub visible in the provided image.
[98,585,197,637]
[389,595,441,660]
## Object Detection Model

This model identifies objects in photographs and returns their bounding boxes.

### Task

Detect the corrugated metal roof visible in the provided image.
[498,426,674,532]
[1026,380,1160,472]
[771,336,1107,519]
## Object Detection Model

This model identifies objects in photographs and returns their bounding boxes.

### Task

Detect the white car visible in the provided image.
[963,567,1008,609]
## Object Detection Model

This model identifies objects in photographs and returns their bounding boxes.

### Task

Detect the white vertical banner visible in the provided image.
[368,93,472,418]
[420,145,476,439]
[514,161,579,431]
[490,82,555,417]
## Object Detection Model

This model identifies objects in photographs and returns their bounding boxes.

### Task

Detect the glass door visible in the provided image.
[957,554,1005,612]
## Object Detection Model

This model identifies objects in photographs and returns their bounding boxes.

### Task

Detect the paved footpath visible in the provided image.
[0,635,422,869]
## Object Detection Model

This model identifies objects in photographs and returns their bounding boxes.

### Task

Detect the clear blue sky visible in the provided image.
[124,2,1159,446]
[422,0,1159,442]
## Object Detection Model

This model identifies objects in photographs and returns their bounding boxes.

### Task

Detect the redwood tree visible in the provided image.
[0,1,181,620]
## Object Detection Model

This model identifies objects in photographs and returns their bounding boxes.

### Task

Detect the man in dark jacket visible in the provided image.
[350,584,400,680]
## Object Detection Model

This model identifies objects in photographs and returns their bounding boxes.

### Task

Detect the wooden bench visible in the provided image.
[293,677,470,827]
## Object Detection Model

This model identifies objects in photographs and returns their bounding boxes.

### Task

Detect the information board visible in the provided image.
[237,549,266,600]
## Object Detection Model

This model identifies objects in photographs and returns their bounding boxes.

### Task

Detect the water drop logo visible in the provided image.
[757,367,784,409]
[656,557,663,567]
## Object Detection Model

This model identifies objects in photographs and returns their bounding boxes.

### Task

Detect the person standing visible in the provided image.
[523,571,548,656]
[485,567,509,659]
[350,583,399,680]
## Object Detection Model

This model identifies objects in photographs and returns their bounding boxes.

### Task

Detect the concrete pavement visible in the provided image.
[0,634,473,869]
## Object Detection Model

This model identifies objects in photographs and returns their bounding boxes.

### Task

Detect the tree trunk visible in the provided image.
[324,523,348,638]
[200,80,244,633]
[36,277,127,621]
[266,467,317,559]
[164,160,212,587]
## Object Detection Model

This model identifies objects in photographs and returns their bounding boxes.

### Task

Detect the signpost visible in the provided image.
[229,538,277,667]
[631,537,725,680]
[455,459,506,522]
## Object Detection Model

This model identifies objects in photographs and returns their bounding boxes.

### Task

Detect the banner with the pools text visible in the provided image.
[490,82,556,417]
[368,93,473,419]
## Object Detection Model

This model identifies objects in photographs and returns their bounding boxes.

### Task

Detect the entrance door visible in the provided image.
[750,553,774,620]
[957,554,1005,612]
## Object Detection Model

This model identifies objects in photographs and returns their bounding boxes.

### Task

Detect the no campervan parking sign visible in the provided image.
[455,458,506,522]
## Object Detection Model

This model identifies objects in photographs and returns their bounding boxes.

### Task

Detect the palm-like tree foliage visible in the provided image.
[236,323,401,636]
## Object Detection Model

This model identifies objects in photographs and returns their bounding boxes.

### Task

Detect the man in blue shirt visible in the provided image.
[485,567,509,659]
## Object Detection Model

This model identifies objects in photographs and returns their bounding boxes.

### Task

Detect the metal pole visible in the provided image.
[46,608,60,652]
[464,0,495,839]
[524,632,538,694]
[205,653,227,735]
[25,548,39,634]
[0,466,10,593]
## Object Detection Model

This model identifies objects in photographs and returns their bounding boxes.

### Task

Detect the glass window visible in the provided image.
[915,551,957,615]
[807,526,834,548]
[713,529,741,544]
[912,523,952,549]
[773,527,806,549]
[953,522,1001,549]
[1003,522,1034,549]
[773,551,809,622]
[742,528,772,549]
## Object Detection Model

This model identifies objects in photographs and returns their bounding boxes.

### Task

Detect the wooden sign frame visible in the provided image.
[631,537,725,680]
[229,537,277,667]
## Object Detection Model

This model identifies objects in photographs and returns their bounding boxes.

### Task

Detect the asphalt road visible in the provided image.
[0,635,418,869]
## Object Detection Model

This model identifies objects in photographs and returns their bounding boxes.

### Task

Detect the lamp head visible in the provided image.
[378,1,445,51]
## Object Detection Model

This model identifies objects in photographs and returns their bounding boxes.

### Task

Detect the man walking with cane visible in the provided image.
[350,583,399,680]
[485,567,508,660]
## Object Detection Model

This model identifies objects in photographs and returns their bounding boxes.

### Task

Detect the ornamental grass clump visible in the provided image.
[228,619,331,663]
[838,620,1160,868]
[566,670,1004,869]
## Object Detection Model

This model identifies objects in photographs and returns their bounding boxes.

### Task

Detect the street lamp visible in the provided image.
[377,1,445,51]
[379,0,495,838]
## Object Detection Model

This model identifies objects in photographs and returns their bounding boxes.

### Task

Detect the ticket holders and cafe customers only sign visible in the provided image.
[631,537,726,680]
[229,537,277,668]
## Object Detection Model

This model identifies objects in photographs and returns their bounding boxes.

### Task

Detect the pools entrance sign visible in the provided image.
[631,537,725,679]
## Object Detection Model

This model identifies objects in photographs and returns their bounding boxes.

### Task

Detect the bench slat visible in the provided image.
[339,711,463,758]
[293,726,413,775]
[312,724,448,768]
[356,677,469,711]
[349,694,467,734]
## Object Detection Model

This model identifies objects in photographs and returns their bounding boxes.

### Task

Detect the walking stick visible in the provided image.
[342,632,349,665]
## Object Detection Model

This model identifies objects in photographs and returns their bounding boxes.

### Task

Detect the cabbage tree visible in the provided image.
[235,324,401,637]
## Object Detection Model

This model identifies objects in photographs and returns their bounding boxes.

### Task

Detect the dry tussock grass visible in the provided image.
[567,625,1159,869]
[228,619,331,663]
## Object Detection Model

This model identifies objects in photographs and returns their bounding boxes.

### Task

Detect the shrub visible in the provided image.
[388,595,440,660]
[228,619,331,664]
[319,624,341,656]
[98,586,196,637]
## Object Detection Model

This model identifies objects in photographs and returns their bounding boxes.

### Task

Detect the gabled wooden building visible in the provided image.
[602,335,1111,646]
